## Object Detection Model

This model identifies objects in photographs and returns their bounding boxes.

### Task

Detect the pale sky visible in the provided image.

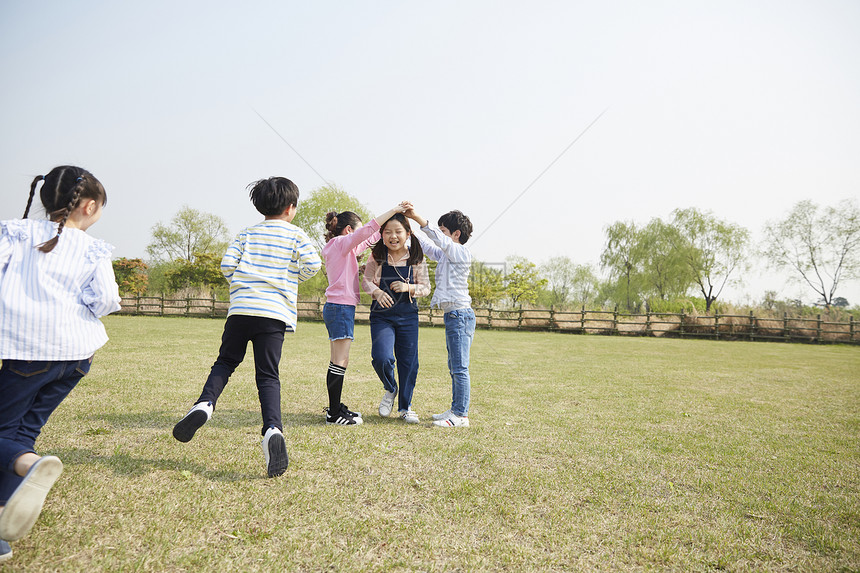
[2,1,859,305]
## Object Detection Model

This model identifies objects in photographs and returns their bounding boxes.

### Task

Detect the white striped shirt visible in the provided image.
[221,219,321,330]
[416,225,472,312]
[0,219,122,361]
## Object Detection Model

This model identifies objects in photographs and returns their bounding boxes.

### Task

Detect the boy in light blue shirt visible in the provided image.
[404,205,474,427]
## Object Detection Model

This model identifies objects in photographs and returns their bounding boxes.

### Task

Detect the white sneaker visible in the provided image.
[0,456,63,541]
[378,391,396,417]
[399,409,419,424]
[432,409,452,421]
[433,413,470,428]
[261,427,288,477]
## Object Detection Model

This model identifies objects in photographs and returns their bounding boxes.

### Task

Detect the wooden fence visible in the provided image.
[117,296,859,345]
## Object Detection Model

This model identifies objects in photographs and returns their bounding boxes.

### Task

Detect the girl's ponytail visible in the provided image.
[324,211,339,242]
[38,177,85,253]
[23,175,44,219]
[324,210,362,243]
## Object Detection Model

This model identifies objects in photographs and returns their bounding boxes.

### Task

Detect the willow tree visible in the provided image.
[600,221,644,311]
[670,208,750,312]
[762,199,860,308]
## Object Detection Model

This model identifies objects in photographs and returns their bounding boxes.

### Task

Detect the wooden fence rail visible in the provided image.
[116,296,859,345]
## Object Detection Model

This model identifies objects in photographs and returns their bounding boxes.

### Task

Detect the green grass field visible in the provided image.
[3,315,859,572]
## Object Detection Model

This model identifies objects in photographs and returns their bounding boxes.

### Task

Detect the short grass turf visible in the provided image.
[2,315,858,572]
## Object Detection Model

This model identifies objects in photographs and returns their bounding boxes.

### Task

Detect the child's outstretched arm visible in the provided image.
[296,230,322,283]
[342,203,408,255]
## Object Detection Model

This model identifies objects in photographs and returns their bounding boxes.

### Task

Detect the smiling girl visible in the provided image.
[361,213,430,423]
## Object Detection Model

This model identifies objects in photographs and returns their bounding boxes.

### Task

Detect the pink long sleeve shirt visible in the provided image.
[321,219,381,306]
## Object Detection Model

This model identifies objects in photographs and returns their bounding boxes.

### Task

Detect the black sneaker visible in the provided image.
[341,403,362,419]
[325,404,364,426]
[172,402,213,442]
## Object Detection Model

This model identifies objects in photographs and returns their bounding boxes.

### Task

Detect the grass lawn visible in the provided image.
[3,315,859,572]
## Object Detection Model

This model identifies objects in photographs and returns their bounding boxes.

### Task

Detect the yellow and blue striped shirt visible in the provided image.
[221,219,321,330]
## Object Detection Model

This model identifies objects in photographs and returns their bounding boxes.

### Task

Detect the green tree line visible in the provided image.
[113,188,860,314]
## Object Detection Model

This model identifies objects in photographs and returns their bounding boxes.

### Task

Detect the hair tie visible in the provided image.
[76,176,83,182]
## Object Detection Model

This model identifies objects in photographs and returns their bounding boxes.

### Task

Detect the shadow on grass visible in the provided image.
[50,446,259,482]
[81,408,332,430]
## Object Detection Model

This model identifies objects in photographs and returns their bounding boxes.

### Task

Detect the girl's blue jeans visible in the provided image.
[444,308,475,417]
[370,309,419,413]
[0,357,91,504]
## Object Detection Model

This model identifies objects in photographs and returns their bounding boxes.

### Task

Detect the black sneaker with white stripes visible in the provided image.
[325,404,363,426]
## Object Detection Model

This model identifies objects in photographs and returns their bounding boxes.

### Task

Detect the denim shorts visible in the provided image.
[323,302,356,341]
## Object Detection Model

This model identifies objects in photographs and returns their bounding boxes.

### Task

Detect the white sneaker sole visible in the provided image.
[0,456,63,541]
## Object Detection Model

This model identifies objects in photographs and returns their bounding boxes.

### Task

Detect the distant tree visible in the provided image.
[541,256,577,307]
[670,208,750,312]
[504,256,547,306]
[146,206,231,263]
[762,199,860,309]
[637,218,694,304]
[469,261,505,307]
[112,258,148,295]
[164,252,228,292]
[600,221,643,311]
[540,257,599,308]
[291,184,373,254]
[569,263,600,306]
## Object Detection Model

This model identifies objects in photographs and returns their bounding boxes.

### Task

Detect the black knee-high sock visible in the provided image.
[327,362,346,413]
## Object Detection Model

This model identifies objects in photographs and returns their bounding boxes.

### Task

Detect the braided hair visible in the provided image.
[24,166,107,253]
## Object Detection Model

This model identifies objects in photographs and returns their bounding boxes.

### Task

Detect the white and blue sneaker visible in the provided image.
[399,409,420,424]
[261,427,288,477]
[172,402,213,442]
[432,412,470,428]
[0,539,12,563]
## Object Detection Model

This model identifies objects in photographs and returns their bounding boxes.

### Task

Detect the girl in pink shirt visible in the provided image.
[320,203,406,425]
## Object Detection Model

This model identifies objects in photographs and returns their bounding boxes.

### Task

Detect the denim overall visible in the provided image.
[369,263,419,413]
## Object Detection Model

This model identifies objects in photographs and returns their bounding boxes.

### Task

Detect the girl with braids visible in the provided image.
[362,213,430,424]
[0,166,121,562]
[320,203,407,426]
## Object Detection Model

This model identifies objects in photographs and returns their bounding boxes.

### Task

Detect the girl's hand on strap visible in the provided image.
[373,289,394,308]
[390,281,411,294]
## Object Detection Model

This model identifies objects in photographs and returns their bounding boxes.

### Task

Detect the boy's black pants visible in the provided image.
[197,314,286,436]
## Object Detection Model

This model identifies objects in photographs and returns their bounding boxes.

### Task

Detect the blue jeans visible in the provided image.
[370,309,419,413]
[0,357,92,504]
[445,308,475,417]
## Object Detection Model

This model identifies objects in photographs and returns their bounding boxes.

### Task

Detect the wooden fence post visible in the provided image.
[817,314,822,343]
[749,311,755,342]
[645,311,651,337]
[680,311,685,338]
[518,306,524,329]
[714,311,720,340]
[851,316,855,343]
[581,305,585,331]
[783,312,790,342]
[549,305,555,330]
[612,306,618,335]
